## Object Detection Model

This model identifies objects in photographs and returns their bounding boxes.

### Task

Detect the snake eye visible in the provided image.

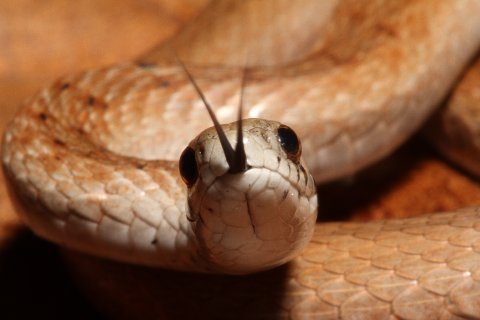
[277,125,301,162]
[179,146,198,187]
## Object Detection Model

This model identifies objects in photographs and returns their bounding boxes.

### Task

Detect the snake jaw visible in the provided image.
[195,171,317,274]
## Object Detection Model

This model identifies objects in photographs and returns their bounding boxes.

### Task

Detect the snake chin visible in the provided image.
[190,169,318,274]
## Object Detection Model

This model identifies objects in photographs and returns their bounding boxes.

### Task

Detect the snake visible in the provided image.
[3,0,480,318]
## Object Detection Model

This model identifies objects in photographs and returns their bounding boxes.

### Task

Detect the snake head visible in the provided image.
[179,118,318,274]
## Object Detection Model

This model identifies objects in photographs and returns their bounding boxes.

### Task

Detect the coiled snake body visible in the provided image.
[3,0,480,318]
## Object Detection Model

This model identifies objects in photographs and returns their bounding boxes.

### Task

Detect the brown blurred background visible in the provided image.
[1,1,479,319]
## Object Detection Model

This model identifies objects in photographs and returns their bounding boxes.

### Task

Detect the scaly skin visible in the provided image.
[3,0,480,318]
[66,208,480,319]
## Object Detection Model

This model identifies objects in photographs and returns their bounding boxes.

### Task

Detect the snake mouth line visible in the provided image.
[245,196,258,237]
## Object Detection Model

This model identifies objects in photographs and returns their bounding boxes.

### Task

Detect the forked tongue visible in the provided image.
[178,58,247,173]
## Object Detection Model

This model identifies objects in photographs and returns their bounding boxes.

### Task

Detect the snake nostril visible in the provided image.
[277,125,301,162]
[179,146,198,187]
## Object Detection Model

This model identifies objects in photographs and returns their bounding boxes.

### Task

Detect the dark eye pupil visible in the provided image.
[278,125,301,161]
[179,147,198,186]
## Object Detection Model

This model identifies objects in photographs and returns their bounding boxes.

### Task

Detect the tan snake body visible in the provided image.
[3,0,480,318]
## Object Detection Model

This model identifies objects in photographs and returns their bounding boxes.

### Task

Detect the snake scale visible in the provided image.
[3,0,480,319]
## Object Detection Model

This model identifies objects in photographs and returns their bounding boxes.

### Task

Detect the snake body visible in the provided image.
[3,0,480,318]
